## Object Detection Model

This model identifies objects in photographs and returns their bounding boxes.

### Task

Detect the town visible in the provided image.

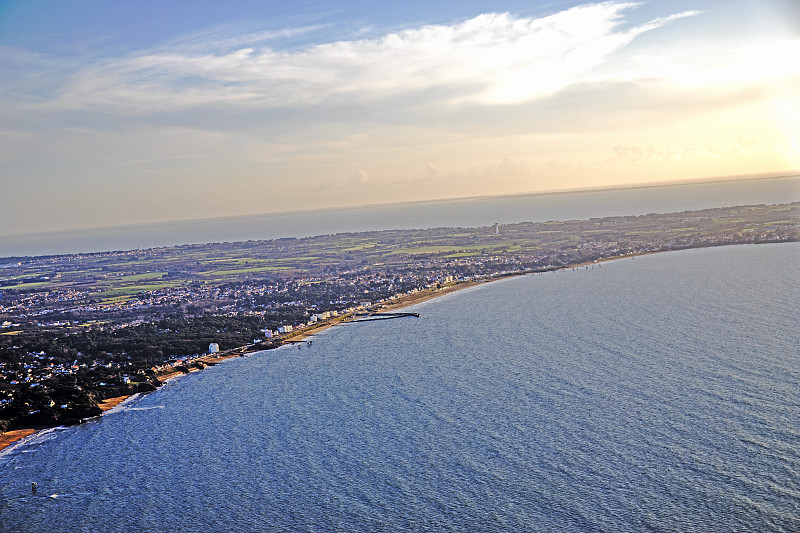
[1,202,797,433]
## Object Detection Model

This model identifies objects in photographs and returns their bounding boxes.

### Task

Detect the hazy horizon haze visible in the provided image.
[1,0,798,235]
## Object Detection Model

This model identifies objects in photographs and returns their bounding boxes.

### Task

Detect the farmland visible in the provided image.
[0,202,797,433]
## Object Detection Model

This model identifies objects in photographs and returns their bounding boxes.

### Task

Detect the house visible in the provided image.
[208,343,220,354]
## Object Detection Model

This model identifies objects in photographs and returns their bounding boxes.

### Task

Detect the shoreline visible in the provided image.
[0,428,40,451]
[98,395,136,412]
[0,395,147,454]
[0,279,488,453]
[3,243,792,453]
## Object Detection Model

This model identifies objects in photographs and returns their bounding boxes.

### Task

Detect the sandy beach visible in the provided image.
[380,281,486,311]
[98,395,135,412]
[285,280,487,341]
[0,278,508,453]
[0,396,136,454]
[0,266,617,453]
[0,428,39,452]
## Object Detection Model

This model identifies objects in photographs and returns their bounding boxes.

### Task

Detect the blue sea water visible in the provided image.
[1,243,799,532]
[1,175,798,257]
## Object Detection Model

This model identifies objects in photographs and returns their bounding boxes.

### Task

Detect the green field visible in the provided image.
[0,202,796,306]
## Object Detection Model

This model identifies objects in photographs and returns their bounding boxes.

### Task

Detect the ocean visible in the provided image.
[1,243,798,532]
[1,175,798,257]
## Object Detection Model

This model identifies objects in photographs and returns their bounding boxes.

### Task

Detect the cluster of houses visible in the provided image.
[0,253,488,328]
[0,352,139,409]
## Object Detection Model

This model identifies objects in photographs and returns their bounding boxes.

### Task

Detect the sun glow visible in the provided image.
[0,0,797,234]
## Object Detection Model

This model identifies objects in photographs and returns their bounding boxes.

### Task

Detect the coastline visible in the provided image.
[0,279,487,453]
[3,243,787,453]
[98,395,136,412]
[0,428,39,451]
[0,395,141,454]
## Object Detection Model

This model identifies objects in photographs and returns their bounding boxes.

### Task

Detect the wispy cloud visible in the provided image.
[42,2,699,114]
[162,23,334,54]
[1,0,797,236]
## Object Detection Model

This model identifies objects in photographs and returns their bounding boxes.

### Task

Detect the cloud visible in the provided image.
[166,24,333,53]
[609,137,797,165]
[349,168,372,185]
[40,2,699,114]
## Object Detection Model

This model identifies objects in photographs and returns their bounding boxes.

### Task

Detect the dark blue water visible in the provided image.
[1,243,799,532]
[1,175,798,257]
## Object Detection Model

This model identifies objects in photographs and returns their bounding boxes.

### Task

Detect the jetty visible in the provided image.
[348,312,420,323]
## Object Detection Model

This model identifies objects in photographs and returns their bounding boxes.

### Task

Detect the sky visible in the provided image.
[1,0,798,236]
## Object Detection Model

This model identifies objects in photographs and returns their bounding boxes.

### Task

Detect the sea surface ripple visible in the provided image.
[1,243,798,532]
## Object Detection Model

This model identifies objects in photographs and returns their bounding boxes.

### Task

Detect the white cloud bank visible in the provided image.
[2,1,797,235]
[49,2,700,113]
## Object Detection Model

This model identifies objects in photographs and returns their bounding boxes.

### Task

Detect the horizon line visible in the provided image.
[3,171,798,242]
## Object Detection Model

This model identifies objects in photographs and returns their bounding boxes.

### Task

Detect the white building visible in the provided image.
[208,343,220,354]
[311,311,333,322]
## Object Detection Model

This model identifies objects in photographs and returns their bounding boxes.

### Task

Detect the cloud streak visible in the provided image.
[44,2,698,114]
[2,0,795,236]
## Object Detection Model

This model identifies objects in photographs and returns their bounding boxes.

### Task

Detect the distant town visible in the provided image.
[1,202,797,433]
